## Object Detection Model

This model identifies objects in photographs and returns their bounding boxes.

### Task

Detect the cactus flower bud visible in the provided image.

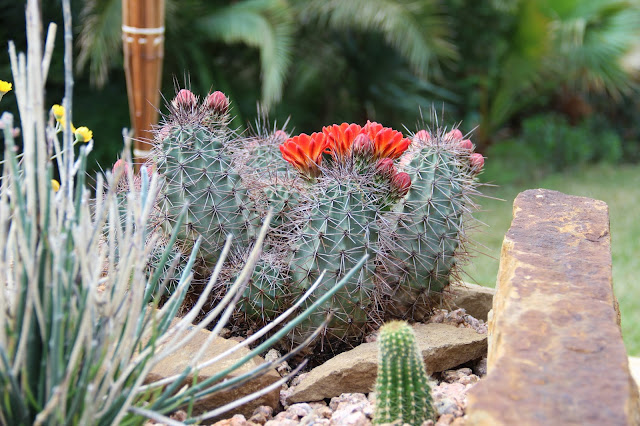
[375,158,397,178]
[113,159,131,178]
[172,89,197,109]
[469,153,484,171]
[459,139,473,150]
[414,129,431,142]
[445,129,463,141]
[352,133,374,157]
[274,130,288,142]
[205,90,229,114]
[391,172,411,197]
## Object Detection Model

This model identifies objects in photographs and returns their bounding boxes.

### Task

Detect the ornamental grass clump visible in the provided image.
[0,1,363,424]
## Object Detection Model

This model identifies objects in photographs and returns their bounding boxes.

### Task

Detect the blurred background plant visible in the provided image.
[0,0,638,352]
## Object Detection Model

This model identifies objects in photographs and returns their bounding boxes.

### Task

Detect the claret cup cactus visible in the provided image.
[140,88,484,350]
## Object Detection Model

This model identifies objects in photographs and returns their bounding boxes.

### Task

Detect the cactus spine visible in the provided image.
[373,321,435,425]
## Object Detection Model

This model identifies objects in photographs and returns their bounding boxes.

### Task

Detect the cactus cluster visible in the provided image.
[373,320,435,425]
[120,88,484,349]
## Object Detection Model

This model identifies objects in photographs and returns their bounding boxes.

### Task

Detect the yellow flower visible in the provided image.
[51,179,60,192]
[52,104,65,121]
[0,80,11,94]
[74,126,93,142]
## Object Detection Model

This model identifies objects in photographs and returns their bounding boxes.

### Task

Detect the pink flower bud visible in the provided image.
[469,153,484,171]
[205,90,229,114]
[375,158,396,178]
[459,139,473,150]
[445,129,463,141]
[352,133,374,157]
[414,129,431,142]
[391,172,411,197]
[172,89,197,109]
[112,159,131,176]
[274,130,288,142]
[140,162,155,179]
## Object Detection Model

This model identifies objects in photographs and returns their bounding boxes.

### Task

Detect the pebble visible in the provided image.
[211,414,250,426]
[288,403,313,417]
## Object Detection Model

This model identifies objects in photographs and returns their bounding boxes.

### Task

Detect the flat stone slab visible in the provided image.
[448,281,495,321]
[146,326,281,420]
[466,189,640,425]
[287,322,486,403]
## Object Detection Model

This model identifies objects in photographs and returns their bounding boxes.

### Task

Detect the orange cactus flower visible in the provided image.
[322,123,362,161]
[280,132,328,177]
[363,121,411,160]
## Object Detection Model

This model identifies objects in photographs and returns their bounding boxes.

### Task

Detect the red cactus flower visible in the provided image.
[469,153,484,171]
[205,90,229,114]
[414,130,431,142]
[373,128,411,160]
[280,132,328,177]
[445,129,463,141]
[459,139,473,150]
[363,120,385,140]
[363,121,411,160]
[172,89,197,109]
[375,158,397,178]
[391,172,411,197]
[322,123,362,161]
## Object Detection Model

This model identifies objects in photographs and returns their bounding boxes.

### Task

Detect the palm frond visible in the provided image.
[76,0,123,87]
[301,0,457,77]
[198,0,295,109]
[546,0,640,96]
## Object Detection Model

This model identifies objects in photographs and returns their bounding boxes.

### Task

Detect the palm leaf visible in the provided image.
[198,0,295,109]
[300,0,457,77]
[76,0,123,87]
[545,0,640,96]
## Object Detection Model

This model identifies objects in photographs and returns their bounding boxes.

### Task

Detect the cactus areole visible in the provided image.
[142,88,484,351]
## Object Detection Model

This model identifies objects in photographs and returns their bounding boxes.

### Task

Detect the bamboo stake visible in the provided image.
[122,0,165,169]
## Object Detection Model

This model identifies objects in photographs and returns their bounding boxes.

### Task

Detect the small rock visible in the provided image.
[288,402,313,418]
[472,357,487,377]
[329,393,370,412]
[435,398,461,416]
[330,410,371,426]
[458,375,478,386]
[274,411,299,421]
[249,406,273,424]
[264,419,298,426]
[447,282,495,321]
[436,413,455,425]
[300,417,330,426]
[211,414,249,426]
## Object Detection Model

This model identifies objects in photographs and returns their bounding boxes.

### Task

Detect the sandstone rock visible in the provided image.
[145,328,281,421]
[630,356,640,390]
[448,282,495,321]
[287,323,486,403]
[466,189,640,425]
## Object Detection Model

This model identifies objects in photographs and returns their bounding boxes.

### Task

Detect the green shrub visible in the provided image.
[521,113,622,172]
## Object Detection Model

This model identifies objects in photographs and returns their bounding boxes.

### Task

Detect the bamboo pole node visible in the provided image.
[122,25,165,35]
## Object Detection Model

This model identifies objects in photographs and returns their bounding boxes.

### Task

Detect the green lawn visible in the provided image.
[465,163,640,355]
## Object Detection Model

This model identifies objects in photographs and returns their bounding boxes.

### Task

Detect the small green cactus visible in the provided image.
[373,320,435,426]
